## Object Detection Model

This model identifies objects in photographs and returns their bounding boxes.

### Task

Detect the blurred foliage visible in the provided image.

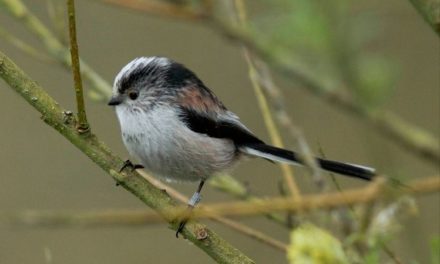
[287,223,349,264]
[366,197,417,247]
[209,173,248,197]
[363,247,381,264]
[432,236,440,264]
[249,0,398,109]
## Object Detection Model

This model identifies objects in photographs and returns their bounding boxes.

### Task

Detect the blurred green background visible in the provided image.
[0,0,438,263]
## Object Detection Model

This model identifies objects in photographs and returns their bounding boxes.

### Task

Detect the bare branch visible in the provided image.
[0,26,52,62]
[232,0,301,201]
[67,0,89,133]
[189,176,439,219]
[7,176,438,224]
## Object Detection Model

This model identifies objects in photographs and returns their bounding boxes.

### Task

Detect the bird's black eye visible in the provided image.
[128,91,138,100]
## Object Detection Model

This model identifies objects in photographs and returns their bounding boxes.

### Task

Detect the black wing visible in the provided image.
[178,107,374,180]
[178,106,264,146]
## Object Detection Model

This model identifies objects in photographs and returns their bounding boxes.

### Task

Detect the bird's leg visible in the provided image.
[176,180,205,238]
[119,159,144,173]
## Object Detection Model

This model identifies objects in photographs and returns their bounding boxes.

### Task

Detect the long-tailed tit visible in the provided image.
[108,57,376,236]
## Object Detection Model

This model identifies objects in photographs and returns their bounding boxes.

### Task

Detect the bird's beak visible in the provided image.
[108,95,123,106]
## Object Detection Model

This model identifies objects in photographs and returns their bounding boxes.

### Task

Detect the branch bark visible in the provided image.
[67,0,89,133]
[232,0,301,201]
[189,176,439,219]
[0,51,254,264]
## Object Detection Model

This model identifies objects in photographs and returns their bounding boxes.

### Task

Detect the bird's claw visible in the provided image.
[119,159,144,173]
[176,220,188,238]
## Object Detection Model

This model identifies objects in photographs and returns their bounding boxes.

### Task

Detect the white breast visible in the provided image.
[115,105,237,182]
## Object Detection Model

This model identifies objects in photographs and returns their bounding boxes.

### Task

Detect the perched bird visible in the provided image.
[108,57,376,236]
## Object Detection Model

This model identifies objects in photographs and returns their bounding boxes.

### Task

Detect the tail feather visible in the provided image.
[240,144,375,181]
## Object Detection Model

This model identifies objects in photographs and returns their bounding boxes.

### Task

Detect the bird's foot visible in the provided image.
[119,159,144,173]
[176,218,189,238]
[176,205,194,238]
[175,191,202,238]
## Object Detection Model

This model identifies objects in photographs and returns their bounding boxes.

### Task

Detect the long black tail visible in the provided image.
[240,143,376,181]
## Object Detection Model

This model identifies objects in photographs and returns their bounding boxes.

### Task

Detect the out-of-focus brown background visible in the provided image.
[0,0,438,263]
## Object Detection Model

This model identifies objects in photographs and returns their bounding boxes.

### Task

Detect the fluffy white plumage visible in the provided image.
[115,104,237,182]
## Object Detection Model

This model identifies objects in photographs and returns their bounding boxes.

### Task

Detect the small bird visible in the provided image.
[108,57,376,236]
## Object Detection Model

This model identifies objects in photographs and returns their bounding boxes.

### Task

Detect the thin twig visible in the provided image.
[209,175,291,227]
[212,217,288,252]
[8,176,438,223]
[185,176,439,219]
[6,209,164,226]
[15,175,438,223]
[382,244,403,264]
[5,175,437,236]
[0,26,53,62]
[6,206,288,253]
[255,61,324,188]
[47,0,67,44]
[232,0,301,201]
[67,0,89,133]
